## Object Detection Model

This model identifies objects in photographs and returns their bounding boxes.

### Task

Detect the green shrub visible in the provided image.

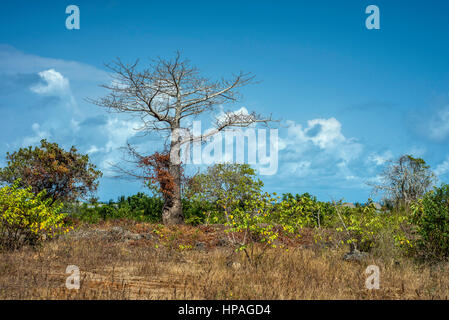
[66,193,165,223]
[0,182,70,250]
[334,200,386,252]
[410,184,449,260]
[182,199,215,225]
[224,189,282,265]
[116,193,163,222]
[273,193,335,231]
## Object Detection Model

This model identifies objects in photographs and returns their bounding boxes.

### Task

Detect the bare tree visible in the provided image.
[89,52,273,224]
[370,154,436,208]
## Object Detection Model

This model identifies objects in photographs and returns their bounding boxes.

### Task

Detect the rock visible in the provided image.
[226,260,241,270]
[343,249,367,262]
[195,242,206,250]
[93,229,109,237]
[216,238,228,247]
[231,262,241,270]
[111,226,125,234]
[140,233,154,240]
[125,233,142,241]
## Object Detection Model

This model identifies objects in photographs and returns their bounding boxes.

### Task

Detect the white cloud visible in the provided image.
[0,45,108,82]
[428,106,449,141]
[368,150,393,166]
[214,106,258,128]
[305,118,346,149]
[104,117,140,153]
[283,161,312,177]
[281,117,363,163]
[30,69,70,96]
[273,117,365,190]
[22,123,51,146]
[87,145,100,155]
[70,118,80,132]
[435,156,449,177]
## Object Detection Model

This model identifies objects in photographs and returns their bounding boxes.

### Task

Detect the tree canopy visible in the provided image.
[0,139,102,204]
[371,154,435,207]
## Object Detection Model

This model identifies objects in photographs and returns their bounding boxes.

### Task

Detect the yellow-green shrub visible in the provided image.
[0,182,70,250]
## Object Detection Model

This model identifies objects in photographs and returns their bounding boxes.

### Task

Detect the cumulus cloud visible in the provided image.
[435,156,449,177]
[82,117,143,175]
[272,117,365,189]
[103,117,140,153]
[0,45,155,196]
[281,117,363,163]
[30,69,70,96]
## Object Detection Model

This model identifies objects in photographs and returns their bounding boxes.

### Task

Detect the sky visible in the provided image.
[1,0,449,202]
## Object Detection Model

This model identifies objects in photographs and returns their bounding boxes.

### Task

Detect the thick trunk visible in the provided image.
[162,129,184,225]
[162,162,184,224]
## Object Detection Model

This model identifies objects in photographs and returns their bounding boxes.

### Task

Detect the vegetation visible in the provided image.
[371,154,435,208]
[89,53,273,224]
[2,221,449,300]
[410,184,449,260]
[0,182,70,250]
[0,139,102,204]
[1,138,449,299]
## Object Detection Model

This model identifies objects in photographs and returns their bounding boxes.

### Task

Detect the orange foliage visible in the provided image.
[139,152,176,199]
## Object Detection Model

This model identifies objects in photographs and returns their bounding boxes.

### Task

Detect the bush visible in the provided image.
[182,198,215,225]
[66,193,165,223]
[187,163,264,223]
[410,184,449,260]
[274,193,335,231]
[0,182,70,250]
[334,200,386,252]
[0,139,102,203]
[224,190,281,265]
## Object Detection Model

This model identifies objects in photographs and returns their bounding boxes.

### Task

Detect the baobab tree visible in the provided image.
[90,52,272,224]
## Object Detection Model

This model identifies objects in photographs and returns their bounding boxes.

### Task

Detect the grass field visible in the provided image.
[1,220,449,300]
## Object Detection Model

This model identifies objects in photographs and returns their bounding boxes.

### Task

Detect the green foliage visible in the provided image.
[0,181,70,250]
[332,199,410,253]
[273,193,335,231]
[334,200,386,251]
[0,139,102,203]
[66,193,164,223]
[224,190,282,265]
[187,163,263,219]
[182,198,215,226]
[410,184,449,260]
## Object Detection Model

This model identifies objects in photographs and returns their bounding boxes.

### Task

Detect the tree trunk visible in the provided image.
[162,162,184,224]
[162,130,184,225]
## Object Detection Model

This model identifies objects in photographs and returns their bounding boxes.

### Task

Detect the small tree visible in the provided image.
[0,182,70,250]
[189,163,278,265]
[371,155,435,208]
[187,163,263,218]
[0,139,102,204]
[410,184,449,260]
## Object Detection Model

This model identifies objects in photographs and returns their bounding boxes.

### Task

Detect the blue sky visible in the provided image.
[1,0,449,202]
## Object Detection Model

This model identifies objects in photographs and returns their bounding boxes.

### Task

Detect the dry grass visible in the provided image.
[1,221,449,300]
